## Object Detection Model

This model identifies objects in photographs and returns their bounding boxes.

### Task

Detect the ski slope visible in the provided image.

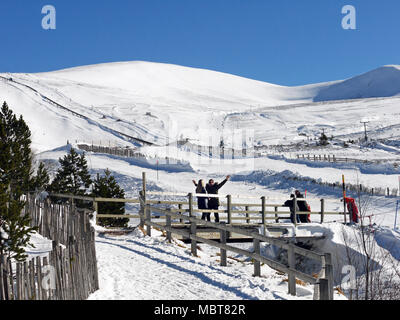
[1,62,400,151]
[3,61,400,300]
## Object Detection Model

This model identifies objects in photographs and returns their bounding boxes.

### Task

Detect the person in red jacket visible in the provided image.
[344,197,359,223]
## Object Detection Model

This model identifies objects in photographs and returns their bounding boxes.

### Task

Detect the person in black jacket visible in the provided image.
[206,175,231,223]
[283,194,300,224]
[295,190,310,223]
[192,179,209,221]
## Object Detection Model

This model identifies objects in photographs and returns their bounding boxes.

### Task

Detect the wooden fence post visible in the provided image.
[179,204,183,223]
[166,210,172,243]
[325,253,334,300]
[0,256,7,300]
[288,243,296,296]
[220,222,227,267]
[141,171,147,226]
[261,196,266,235]
[293,197,298,227]
[275,206,279,223]
[93,201,98,226]
[245,206,250,224]
[227,195,232,239]
[146,204,151,237]
[188,193,197,256]
[29,259,36,300]
[319,279,329,300]
[141,171,147,227]
[36,256,43,300]
[42,257,50,300]
[253,239,261,277]
[320,199,325,224]
[227,195,232,225]
[139,191,145,228]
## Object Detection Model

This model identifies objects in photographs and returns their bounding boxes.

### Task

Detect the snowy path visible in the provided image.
[88,229,319,300]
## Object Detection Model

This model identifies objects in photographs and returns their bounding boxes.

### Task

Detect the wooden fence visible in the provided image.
[48,192,345,228]
[296,153,399,166]
[77,143,191,168]
[0,196,99,300]
[280,168,399,198]
[30,171,344,300]
[138,189,335,300]
[49,169,347,228]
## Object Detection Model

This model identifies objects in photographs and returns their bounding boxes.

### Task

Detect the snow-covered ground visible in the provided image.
[37,145,400,300]
[88,227,346,300]
[3,61,400,300]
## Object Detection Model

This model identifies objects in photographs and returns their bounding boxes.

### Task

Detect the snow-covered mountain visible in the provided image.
[314,65,400,101]
[5,61,399,301]
[1,61,400,151]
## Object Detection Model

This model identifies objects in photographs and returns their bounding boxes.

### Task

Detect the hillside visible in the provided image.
[1,62,400,151]
[3,61,400,301]
[315,65,400,101]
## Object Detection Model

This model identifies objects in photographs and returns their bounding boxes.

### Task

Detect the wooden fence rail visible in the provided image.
[0,196,99,300]
[138,192,334,300]
[296,153,399,165]
[48,190,346,227]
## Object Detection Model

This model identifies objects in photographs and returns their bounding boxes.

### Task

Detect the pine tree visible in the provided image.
[32,162,50,191]
[50,148,92,196]
[0,102,33,194]
[0,101,36,261]
[92,169,127,228]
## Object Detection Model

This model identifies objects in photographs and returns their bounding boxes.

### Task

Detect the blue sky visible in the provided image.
[0,0,399,85]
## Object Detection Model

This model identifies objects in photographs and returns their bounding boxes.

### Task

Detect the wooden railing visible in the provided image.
[49,177,346,228]
[48,191,345,227]
[44,171,346,300]
[138,191,334,300]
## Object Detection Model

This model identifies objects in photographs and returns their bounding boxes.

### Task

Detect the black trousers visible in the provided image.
[208,204,219,222]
